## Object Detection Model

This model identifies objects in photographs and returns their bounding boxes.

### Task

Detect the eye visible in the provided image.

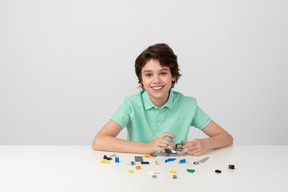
[160,72,167,75]
[145,73,152,77]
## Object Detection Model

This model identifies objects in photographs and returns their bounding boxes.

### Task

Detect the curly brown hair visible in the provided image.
[135,43,181,89]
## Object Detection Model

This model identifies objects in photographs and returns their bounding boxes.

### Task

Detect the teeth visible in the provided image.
[152,86,163,90]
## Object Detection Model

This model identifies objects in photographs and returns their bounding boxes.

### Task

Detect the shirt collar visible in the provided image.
[142,89,174,110]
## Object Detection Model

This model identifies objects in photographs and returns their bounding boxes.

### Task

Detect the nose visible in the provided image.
[153,74,161,84]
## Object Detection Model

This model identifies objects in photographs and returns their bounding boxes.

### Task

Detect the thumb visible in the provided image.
[182,140,189,145]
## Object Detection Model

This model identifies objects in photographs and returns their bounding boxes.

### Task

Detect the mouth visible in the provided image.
[151,85,164,90]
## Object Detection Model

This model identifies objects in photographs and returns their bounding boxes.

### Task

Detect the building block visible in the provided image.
[228,164,235,169]
[142,154,154,158]
[100,160,109,164]
[135,156,143,162]
[187,169,195,173]
[115,157,119,163]
[179,159,186,163]
[103,155,112,160]
[165,158,176,163]
[110,154,117,157]
[126,161,135,166]
[148,171,161,175]
[215,169,222,173]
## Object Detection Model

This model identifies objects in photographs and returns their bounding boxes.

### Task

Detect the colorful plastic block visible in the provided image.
[187,169,195,173]
[100,160,109,164]
[142,154,154,158]
[110,154,117,157]
[135,156,143,162]
[115,157,119,163]
[103,155,112,160]
[179,159,186,163]
[215,169,222,173]
[228,164,235,169]
[148,171,161,175]
[165,158,176,163]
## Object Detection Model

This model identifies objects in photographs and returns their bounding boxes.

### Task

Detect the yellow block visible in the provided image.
[169,170,176,174]
[128,170,134,173]
[100,160,109,164]
[142,154,154,158]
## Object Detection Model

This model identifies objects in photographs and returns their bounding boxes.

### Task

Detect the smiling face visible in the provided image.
[141,59,176,108]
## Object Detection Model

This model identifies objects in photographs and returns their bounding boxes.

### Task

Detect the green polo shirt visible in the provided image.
[111,89,211,144]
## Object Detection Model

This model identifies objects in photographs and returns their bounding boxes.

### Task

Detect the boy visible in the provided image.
[92,43,233,156]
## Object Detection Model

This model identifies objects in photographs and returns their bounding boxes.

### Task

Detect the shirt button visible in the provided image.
[158,122,160,126]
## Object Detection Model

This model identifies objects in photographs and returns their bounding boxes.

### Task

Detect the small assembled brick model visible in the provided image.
[164,137,185,155]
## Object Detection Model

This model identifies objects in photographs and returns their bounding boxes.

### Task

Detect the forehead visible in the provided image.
[142,59,170,72]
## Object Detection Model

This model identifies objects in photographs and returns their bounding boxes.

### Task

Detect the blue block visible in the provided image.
[165,158,177,163]
[115,157,119,163]
[179,159,186,163]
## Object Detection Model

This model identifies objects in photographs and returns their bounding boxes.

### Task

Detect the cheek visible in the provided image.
[164,77,173,84]
[142,79,150,87]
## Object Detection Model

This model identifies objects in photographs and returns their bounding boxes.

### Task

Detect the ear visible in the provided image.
[172,76,176,82]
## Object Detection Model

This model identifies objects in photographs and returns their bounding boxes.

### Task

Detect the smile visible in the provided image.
[152,86,164,90]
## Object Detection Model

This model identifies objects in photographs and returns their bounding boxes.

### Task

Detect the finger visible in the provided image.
[181,144,198,155]
[158,132,176,139]
[178,150,186,156]
[190,140,199,146]
[182,140,189,145]
[159,140,175,149]
[166,141,176,149]
[183,140,198,149]
[158,140,171,148]
[183,142,195,150]
[159,147,166,153]
[179,147,190,155]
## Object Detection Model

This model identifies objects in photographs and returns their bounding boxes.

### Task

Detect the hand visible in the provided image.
[144,132,176,155]
[179,139,209,156]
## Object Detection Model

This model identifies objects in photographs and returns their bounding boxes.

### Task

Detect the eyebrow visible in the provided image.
[142,68,170,73]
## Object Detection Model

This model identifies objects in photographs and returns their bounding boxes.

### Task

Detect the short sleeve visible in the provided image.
[111,97,131,129]
[191,106,211,130]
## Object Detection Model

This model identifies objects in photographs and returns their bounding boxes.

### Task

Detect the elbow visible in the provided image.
[92,136,101,151]
[228,133,234,146]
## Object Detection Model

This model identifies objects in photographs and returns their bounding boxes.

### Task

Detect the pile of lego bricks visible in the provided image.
[100,153,235,179]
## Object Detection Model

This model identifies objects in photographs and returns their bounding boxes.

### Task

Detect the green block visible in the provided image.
[187,169,195,173]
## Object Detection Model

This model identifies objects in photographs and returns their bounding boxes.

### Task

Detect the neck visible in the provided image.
[150,92,170,108]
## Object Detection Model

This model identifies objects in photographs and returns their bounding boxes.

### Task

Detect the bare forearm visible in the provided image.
[92,135,147,154]
[204,132,233,150]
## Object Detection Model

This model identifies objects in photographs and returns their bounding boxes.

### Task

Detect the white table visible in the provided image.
[0,145,287,192]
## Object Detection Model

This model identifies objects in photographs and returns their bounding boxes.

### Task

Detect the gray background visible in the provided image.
[1,0,287,145]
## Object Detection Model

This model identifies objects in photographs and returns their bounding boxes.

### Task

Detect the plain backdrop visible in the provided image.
[0,0,287,145]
